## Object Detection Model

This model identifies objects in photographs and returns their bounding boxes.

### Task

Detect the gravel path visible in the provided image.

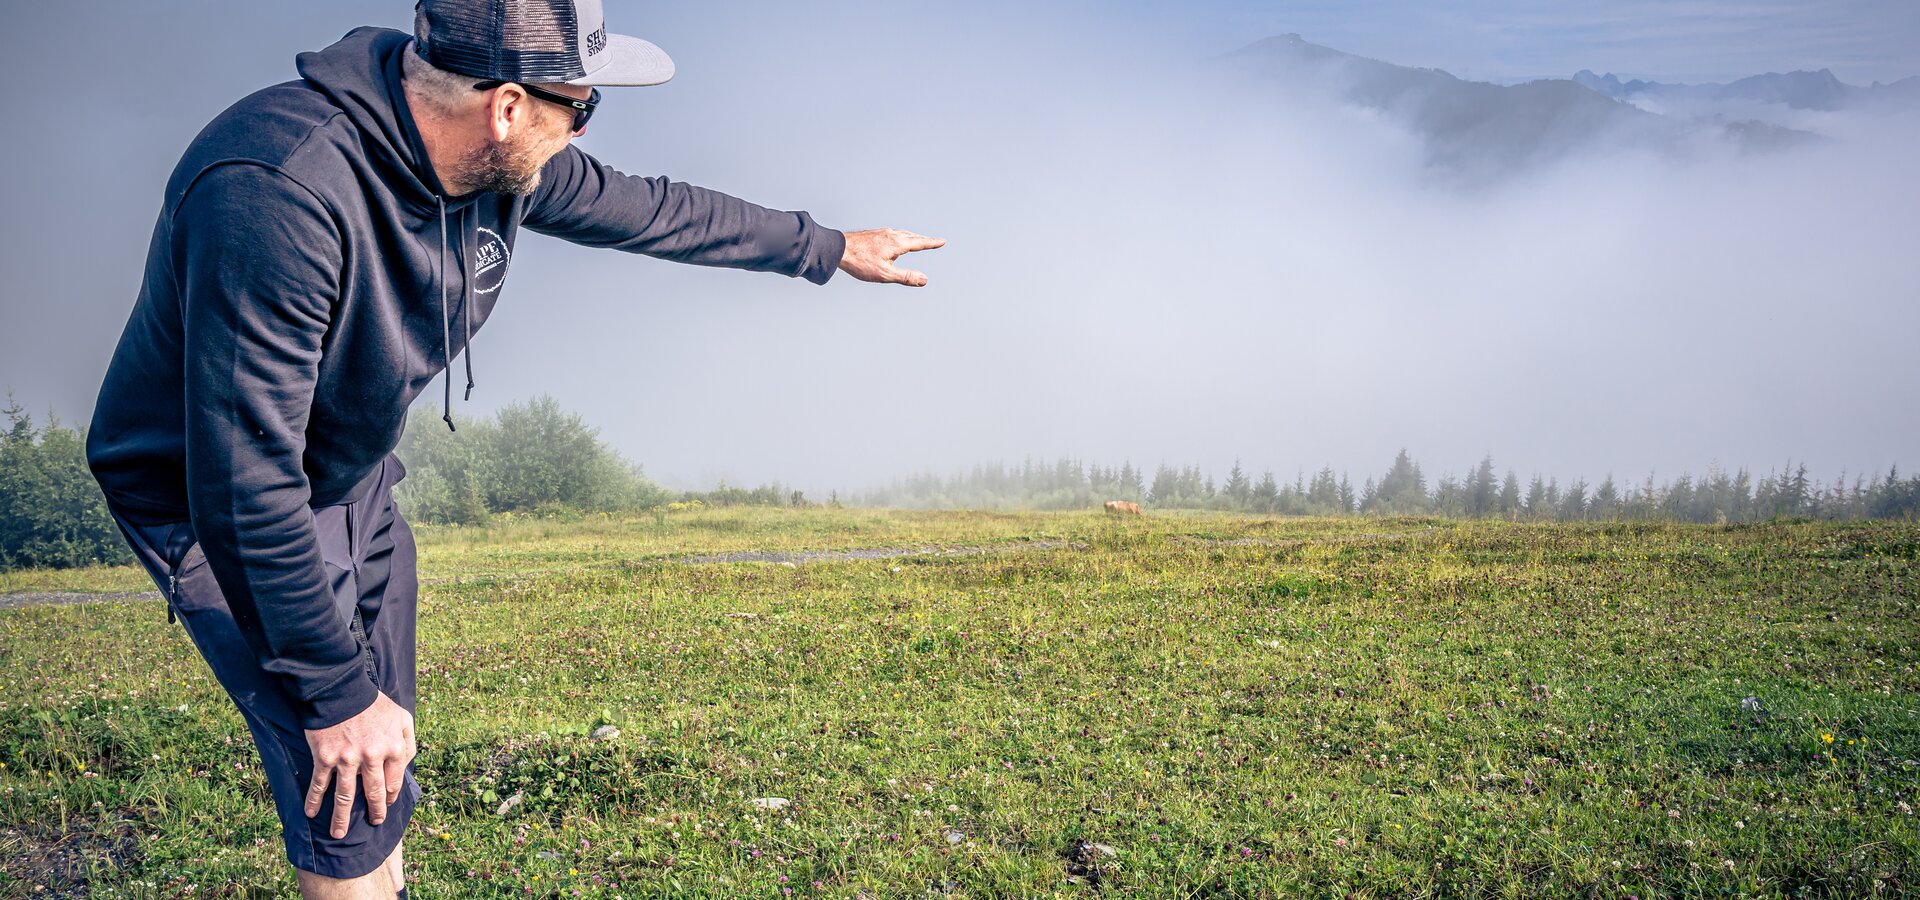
[676,539,1086,565]
[0,590,162,611]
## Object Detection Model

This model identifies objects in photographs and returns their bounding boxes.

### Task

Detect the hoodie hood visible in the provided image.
[297,27,458,212]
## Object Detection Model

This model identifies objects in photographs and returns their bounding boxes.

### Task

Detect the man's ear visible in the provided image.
[487,85,530,142]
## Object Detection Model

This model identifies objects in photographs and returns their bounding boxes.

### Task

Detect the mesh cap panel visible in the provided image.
[416,0,586,83]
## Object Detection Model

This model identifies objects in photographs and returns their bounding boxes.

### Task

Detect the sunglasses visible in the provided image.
[472,80,601,134]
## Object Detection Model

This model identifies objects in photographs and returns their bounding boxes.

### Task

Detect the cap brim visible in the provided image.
[566,34,675,87]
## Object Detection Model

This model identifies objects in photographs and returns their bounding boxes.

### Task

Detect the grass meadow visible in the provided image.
[1,508,1916,897]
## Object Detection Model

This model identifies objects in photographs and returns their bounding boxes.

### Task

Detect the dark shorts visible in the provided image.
[107,454,421,880]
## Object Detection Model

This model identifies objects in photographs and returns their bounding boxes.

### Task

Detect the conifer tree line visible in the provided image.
[854,449,1920,522]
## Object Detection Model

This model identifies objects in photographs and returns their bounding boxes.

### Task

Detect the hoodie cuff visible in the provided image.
[298,664,383,731]
[796,217,846,286]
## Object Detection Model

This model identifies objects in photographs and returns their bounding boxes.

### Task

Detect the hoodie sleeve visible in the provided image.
[174,162,381,732]
[522,144,846,285]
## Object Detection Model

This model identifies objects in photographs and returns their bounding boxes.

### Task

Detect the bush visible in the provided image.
[393,395,672,524]
[0,401,131,570]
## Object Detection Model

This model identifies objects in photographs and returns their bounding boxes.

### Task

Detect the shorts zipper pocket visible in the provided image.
[349,608,378,684]
[162,541,206,626]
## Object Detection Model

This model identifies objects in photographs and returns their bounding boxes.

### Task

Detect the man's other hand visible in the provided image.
[838,228,946,287]
[303,690,416,838]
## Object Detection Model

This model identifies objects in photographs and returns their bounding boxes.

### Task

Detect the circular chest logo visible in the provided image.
[473,227,511,295]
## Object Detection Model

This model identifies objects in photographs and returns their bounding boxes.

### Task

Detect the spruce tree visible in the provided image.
[1499,471,1521,518]
[1225,459,1251,505]
[1468,455,1497,517]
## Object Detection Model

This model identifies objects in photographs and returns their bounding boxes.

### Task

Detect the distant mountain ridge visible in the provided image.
[1212,34,1880,180]
[1572,68,1920,111]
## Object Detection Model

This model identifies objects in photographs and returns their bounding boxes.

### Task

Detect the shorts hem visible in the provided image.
[284,776,419,880]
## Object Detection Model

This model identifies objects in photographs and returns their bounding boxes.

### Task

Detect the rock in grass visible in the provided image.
[750,797,790,810]
[591,724,621,741]
[945,830,965,844]
[495,792,523,817]
[1091,843,1118,857]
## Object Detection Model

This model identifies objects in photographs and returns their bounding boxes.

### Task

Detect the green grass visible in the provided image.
[2,509,1916,897]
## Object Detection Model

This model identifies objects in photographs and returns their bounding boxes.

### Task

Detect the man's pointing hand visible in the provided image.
[838,228,946,287]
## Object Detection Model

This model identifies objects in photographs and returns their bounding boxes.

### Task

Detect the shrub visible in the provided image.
[0,401,131,570]
[393,395,671,524]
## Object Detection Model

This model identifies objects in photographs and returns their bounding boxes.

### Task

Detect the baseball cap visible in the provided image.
[413,0,675,87]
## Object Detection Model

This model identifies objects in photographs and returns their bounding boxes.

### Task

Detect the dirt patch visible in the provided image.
[1061,838,1116,889]
[0,812,143,897]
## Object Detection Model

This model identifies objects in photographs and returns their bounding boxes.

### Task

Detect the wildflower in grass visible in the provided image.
[1822,733,1834,744]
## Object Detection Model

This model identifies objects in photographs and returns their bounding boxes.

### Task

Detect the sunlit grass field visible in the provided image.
[3,508,1917,897]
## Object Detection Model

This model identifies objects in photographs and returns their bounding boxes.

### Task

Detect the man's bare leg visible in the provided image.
[386,842,405,892]
[296,841,403,899]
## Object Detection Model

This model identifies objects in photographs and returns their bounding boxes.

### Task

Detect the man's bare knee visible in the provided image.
[296,856,398,900]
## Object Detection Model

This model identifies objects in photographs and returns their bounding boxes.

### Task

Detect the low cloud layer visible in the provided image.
[522,6,1918,493]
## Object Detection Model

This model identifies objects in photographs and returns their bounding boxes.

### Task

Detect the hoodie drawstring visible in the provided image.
[437,196,456,432]
[462,207,476,401]
[435,197,480,430]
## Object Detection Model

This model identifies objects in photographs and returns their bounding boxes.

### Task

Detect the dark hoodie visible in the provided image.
[86,27,846,730]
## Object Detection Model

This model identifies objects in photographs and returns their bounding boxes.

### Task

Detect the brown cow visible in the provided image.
[1103,500,1142,515]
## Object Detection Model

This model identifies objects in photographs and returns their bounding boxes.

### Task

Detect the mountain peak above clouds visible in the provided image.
[1215,35,1836,182]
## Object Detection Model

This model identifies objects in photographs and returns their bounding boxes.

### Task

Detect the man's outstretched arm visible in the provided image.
[522,144,942,285]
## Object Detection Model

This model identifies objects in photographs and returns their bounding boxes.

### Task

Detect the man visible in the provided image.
[84,1,941,895]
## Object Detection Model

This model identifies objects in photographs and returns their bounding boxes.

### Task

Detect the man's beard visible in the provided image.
[454,133,545,196]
